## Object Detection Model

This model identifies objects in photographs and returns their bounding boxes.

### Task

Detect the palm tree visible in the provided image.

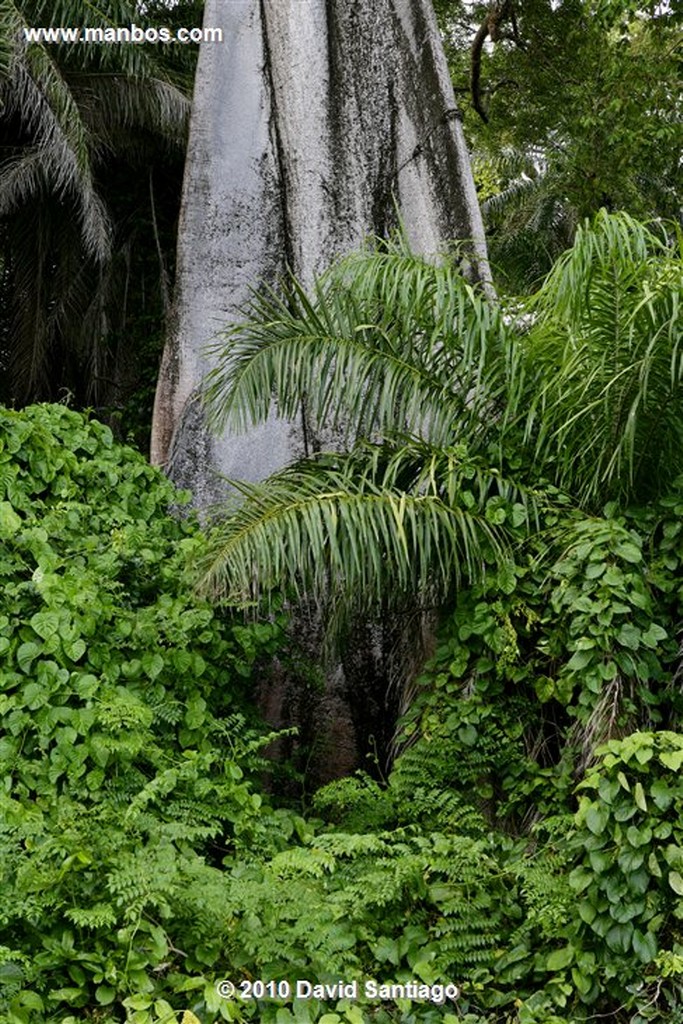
[199,212,682,614]
[520,210,683,509]
[0,0,193,423]
[199,237,526,617]
[481,146,579,294]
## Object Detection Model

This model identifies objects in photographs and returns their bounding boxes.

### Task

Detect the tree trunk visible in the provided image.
[150,0,491,781]
[151,0,490,505]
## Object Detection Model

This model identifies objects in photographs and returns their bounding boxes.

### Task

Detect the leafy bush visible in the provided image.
[4,212,683,1024]
[0,405,292,1022]
[190,212,683,1024]
[567,732,683,1010]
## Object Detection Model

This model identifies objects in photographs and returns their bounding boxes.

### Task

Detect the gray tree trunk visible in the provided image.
[151,0,490,505]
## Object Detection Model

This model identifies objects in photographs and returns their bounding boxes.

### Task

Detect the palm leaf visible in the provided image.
[0,0,190,404]
[520,211,683,507]
[204,242,514,451]
[197,442,514,616]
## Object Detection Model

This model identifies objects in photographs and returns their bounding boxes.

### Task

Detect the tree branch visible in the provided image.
[470,1,514,124]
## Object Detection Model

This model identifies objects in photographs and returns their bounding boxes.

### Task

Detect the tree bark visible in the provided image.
[151,0,491,506]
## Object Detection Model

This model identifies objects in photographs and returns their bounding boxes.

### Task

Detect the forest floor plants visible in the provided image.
[195,211,683,1021]
[0,404,299,1023]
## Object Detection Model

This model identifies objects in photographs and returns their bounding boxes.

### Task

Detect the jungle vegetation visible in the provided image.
[2,213,683,1024]
[0,1,682,1023]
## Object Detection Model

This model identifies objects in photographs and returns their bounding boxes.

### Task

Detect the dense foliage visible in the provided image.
[0,405,292,1023]
[190,211,683,1022]
[433,0,682,291]
[0,3,681,1018]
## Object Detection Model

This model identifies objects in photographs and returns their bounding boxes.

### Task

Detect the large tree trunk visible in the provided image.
[150,0,491,781]
[151,0,490,504]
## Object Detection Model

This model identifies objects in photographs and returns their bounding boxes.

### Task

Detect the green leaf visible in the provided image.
[95,986,116,1006]
[634,781,647,811]
[640,623,668,648]
[30,611,62,640]
[589,850,611,873]
[343,1008,365,1024]
[496,560,516,594]
[617,623,641,650]
[16,991,44,1011]
[546,946,574,971]
[372,936,400,965]
[567,649,594,672]
[17,641,41,674]
[571,967,593,995]
[185,695,207,729]
[648,852,663,878]
[660,750,683,771]
[585,803,609,835]
[626,825,652,848]
[632,929,657,963]
[534,675,555,702]
[63,638,86,662]
[457,724,478,746]
[614,542,641,563]
[617,771,631,791]
[142,652,165,680]
[0,501,22,538]
[668,871,683,896]
[618,848,645,873]
[606,923,633,953]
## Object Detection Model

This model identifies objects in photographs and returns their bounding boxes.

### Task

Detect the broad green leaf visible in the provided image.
[589,850,611,873]
[457,724,478,746]
[668,870,683,895]
[632,929,657,964]
[17,641,41,674]
[0,501,22,538]
[617,623,641,650]
[546,946,574,971]
[614,542,641,563]
[95,986,116,1005]
[567,649,594,672]
[571,967,593,995]
[660,750,683,771]
[142,652,165,680]
[585,803,609,835]
[63,638,86,662]
[30,611,62,640]
[606,923,633,953]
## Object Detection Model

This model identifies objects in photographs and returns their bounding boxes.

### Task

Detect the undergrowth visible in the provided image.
[3,405,683,1023]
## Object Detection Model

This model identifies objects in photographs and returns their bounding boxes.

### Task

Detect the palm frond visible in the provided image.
[0,147,48,213]
[204,243,514,451]
[75,74,189,151]
[197,442,512,615]
[0,0,21,77]
[5,41,111,258]
[521,211,683,507]
[0,0,190,405]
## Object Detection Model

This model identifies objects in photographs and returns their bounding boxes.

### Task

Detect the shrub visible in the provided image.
[0,405,291,1022]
